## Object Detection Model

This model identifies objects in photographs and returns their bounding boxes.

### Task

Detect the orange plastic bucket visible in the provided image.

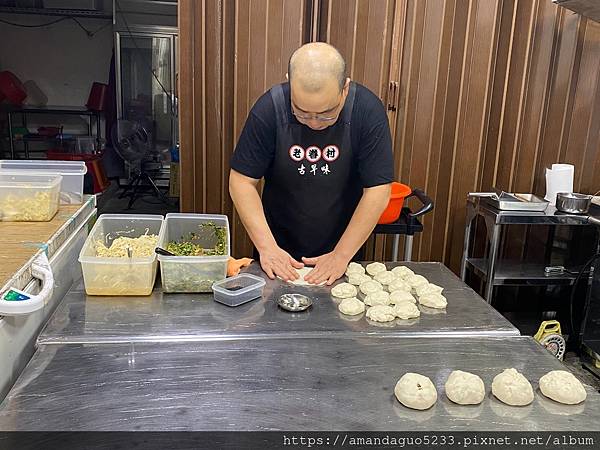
[378,182,412,224]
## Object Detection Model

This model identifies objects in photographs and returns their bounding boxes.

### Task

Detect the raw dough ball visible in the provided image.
[389,290,416,304]
[365,305,396,322]
[359,279,384,295]
[445,370,486,405]
[393,301,421,319]
[374,270,395,286]
[492,368,534,406]
[394,373,438,410]
[280,267,325,286]
[415,283,444,298]
[338,297,365,316]
[331,282,358,299]
[345,262,365,276]
[391,265,415,280]
[388,278,411,293]
[347,272,371,286]
[539,370,587,405]
[366,262,387,276]
[418,293,447,309]
[406,274,429,290]
[364,290,391,306]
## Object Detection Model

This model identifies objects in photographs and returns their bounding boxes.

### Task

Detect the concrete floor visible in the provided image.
[97,179,178,215]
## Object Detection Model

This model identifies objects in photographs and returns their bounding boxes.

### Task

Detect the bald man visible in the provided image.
[229,43,393,285]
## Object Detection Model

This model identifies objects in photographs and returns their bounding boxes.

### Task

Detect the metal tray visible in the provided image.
[476,193,549,211]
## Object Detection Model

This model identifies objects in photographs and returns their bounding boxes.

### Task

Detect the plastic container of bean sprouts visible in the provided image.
[0,172,62,221]
[79,214,164,296]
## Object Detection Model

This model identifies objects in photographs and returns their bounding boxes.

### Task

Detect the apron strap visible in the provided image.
[270,83,289,126]
[341,81,356,125]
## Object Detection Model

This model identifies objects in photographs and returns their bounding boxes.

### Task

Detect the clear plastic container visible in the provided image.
[0,160,87,204]
[158,213,230,293]
[79,214,164,296]
[212,273,266,307]
[0,172,62,221]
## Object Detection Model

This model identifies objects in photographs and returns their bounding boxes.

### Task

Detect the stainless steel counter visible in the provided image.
[1,337,597,431]
[38,262,518,344]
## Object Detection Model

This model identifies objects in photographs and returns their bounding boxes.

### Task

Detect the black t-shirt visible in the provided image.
[231,82,394,259]
[232,82,394,185]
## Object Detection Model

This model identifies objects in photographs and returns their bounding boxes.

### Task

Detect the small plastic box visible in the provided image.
[0,160,87,204]
[158,213,230,293]
[212,273,266,307]
[0,172,62,221]
[79,214,164,296]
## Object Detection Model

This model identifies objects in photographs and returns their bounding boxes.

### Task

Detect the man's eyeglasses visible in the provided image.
[291,94,344,122]
[292,111,338,122]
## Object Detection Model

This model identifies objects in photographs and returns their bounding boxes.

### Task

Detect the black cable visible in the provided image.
[69,16,92,36]
[0,15,110,37]
[569,252,600,345]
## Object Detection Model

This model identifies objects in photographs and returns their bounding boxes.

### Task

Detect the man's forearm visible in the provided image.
[229,172,276,252]
[334,184,392,259]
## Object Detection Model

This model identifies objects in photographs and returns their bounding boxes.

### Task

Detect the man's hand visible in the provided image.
[302,251,350,286]
[260,245,304,281]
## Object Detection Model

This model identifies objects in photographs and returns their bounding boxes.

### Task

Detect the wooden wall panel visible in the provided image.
[383,0,600,273]
[180,0,308,258]
[180,0,600,272]
[321,0,396,99]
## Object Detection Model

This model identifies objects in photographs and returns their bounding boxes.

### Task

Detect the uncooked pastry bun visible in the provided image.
[393,301,420,319]
[345,262,365,276]
[374,270,395,286]
[394,373,438,410]
[418,293,447,309]
[364,290,391,306]
[391,266,414,280]
[445,370,486,405]
[389,290,416,304]
[338,297,365,316]
[406,274,429,289]
[359,279,384,295]
[492,368,534,406]
[365,304,396,322]
[347,273,371,286]
[388,278,411,293]
[366,262,387,276]
[331,282,358,299]
[539,370,587,405]
[414,283,444,298]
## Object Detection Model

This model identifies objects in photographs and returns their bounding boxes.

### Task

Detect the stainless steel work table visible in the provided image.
[0,336,597,431]
[38,262,519,344]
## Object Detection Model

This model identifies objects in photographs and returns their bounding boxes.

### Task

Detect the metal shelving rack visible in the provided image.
[0,6,112,19]
[460,195,600,303]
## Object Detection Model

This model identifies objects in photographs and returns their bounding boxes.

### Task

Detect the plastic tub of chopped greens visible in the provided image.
[79,214,164,296]
[157,213,230,293]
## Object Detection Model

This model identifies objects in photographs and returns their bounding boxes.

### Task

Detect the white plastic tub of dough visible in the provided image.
[158,213,230,293]
[79,214,164,296]
[212,273,266,307]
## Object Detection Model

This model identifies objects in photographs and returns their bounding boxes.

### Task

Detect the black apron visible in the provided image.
[261,82,362,261]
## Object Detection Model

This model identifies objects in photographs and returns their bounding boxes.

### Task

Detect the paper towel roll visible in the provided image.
[545,164,574,205]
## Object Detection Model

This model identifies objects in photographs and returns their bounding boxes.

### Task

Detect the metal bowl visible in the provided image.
[555,192,592,214]
[277,293,313,312]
